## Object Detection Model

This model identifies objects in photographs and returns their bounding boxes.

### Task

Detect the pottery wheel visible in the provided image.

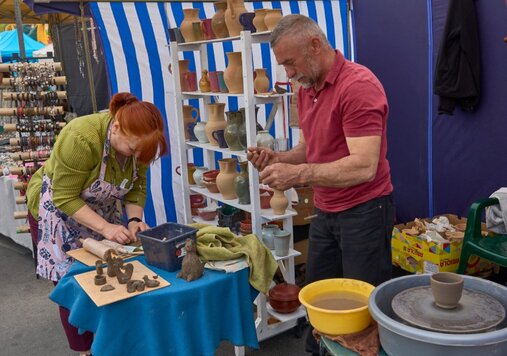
[392,286,505,333]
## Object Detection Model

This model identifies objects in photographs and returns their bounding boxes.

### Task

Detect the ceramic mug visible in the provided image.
[212,129,228,148]
[430,272,464,309]
[201,19,215,40]
[192,22,204,42]
[209,71,220,92]
[184,71,198,92]
[239,12,256,33]
[216,71,228,93]
[168,27,185,43]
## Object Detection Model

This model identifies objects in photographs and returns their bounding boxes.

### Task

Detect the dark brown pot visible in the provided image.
[269,283,301,313]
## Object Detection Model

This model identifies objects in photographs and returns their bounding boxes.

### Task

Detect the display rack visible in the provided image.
[169,30,305,352]
[0,61,67,236]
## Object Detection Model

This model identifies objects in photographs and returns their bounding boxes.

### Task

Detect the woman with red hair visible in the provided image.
[26,92,168,355]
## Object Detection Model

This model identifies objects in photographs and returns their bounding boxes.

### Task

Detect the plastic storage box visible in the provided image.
[138,222,198,272]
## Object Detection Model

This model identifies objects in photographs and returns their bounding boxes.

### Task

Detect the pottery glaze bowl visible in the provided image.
[197,207,218,221]
[299,278,375,335]
[269,283,301,313]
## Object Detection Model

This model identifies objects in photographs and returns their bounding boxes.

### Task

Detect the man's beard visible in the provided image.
[293,55,320,89]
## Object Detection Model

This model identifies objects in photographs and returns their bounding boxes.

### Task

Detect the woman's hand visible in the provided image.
[127,221,150,241]
[101,223,135,244]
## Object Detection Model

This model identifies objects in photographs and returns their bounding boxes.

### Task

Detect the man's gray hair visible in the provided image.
[270,14,331,48]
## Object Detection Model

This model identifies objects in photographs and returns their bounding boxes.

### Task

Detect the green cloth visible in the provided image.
[192,224,278,294]
[26,112,148,218]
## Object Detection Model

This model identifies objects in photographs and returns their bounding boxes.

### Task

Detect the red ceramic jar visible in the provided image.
[268,283,301,313]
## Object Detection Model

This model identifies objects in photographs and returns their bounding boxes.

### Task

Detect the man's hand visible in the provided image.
[259,163,303,190]
[101,223,135,244]
[247,147,279,171]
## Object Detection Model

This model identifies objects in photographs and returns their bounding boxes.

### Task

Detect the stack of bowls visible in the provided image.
[202,169,220,193]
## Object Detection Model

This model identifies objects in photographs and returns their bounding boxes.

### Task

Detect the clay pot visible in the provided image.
[256,130,275,149]
[234,161,250,204]
[193,122,208,143]
[225,0,247,37]
[264,9,283,31]
[254,68,270,94]
[212,1,229,39]
[224,110,246,151]
[224,52,243,94]
[270,189,288,215]
[199,69,211,92]
[182,105,199,140]
[269,283,301,313]
[252,9,268,32]
[203,169,220,182]
[431,272,464,309]
[216,158,238,200]
[178,60,190,91]
[205,103,227,145]
[180,8,201,42]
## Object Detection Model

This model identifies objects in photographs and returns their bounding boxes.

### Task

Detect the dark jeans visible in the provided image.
[28,212,94,352]
[305,194,395,354]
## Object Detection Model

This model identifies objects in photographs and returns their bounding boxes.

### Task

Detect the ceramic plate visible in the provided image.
[392,286,505,333]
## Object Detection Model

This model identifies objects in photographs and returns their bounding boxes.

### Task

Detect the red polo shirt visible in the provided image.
[298,51,393,212]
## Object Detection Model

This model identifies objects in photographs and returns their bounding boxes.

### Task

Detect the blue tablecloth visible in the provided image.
[50,257,259,356]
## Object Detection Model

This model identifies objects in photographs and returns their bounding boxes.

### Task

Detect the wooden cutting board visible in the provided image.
[74,260,170,307]
[67,248,142,266]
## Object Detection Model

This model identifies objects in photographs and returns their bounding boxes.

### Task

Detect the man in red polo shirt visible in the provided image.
[247,14,395,354]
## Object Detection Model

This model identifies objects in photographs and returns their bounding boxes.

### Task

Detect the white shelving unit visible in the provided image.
[169,30,305,350]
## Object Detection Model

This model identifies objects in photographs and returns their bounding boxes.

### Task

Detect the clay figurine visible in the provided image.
[177,238,205,282]
[100,284,115,292]
[94,274,107,285]
[127,280,146,293]
[116,263,134,284]
[95,260,104,275]
[143,275,160,288]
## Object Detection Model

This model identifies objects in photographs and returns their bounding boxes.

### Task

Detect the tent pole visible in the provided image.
[14,0,26,58]
[80,1,97,113]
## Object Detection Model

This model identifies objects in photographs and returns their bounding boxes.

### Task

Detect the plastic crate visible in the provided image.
[138,222,198,272]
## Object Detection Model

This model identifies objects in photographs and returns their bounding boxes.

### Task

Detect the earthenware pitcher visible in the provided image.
[182,105,199,140]
[225,0,247,36]
[254,68,270,94]
[193,122,208,143]
[205,103,227,145]
[224,110,246,151]
[224,52,243,94]
[199,69,211,92]
[270,189,288,215]
[193,166,209,188]
[252,9,268,32]
[264,9,283,31]
[234,161,250,204]
[178,59,190,91]
[216,158,238,200]
[180,8,201,42]
[212,1,229,38]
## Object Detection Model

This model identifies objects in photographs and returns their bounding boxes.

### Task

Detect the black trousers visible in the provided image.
[305,194,395,354]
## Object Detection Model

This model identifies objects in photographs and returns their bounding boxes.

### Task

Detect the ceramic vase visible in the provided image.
[270,189,288,215]
[256,130,275,149]
[234,161,250,204]
[212,1,229,39]
[193,166,209,188]
[224,52,243,94]
[239,107,263,133]
[216,158,238,200]
[178,60,190,91]
[264,9,283,31]
[225,0,247,37]
[274,229,291,256]
[193,122,209,143]
[254,68,270,94]
[262,224,279,249]
[182,105,199,140]
[199,69,211,92]
[180,8,201,42]
[205,103,227,145]
[224,110,246,151]
[252,9,268,32]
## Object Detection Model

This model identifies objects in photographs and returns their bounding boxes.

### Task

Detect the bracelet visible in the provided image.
[128,217,142,225]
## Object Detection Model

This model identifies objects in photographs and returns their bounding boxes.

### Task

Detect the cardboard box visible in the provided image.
[391,214,496,275]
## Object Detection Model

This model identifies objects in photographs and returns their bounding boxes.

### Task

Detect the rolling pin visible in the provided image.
[14,211,28,219]
[80,238,113,260]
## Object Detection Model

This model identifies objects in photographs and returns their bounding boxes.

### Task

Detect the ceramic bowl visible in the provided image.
[197,207,218,221]
[240,219,252,231]
[203,169,220,181]
[269,283,301,314]
[259,189,274,209]
[203,180,219,193]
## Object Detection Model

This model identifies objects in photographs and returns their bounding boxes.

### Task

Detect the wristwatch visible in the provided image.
[128,217,142,225]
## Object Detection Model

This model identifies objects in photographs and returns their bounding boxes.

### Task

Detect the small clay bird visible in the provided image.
[177,238,205,282]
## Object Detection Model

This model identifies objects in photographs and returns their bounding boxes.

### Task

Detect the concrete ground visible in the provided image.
[0,234,308,356]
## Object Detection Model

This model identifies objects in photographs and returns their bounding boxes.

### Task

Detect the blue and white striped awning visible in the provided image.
[89,0,351,226]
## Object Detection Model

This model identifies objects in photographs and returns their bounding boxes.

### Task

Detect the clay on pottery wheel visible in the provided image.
[100,284,115,292]
[94,274,107,285]
[177,238,205,282]
[143,275,161,288]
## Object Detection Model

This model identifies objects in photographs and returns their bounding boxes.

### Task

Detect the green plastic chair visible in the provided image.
[456,198,507,274]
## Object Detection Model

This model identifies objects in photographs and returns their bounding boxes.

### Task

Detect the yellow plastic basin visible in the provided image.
[299,278,375,335]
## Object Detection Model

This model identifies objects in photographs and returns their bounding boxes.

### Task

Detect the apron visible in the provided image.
[36,123,138,281]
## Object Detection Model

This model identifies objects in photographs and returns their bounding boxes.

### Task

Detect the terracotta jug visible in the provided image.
[212,1,229,39]
[182,105,199,140]
[254,68,270,94]
[225,0,247,37]
[193,121,208,143]
[224,52,243,94]
[205,103,227,145]
[178,60,190,91]
[234,161,250,204]
[224,110,246,151]
[264,9,283,31]
[216,158,238,200]
[270,189,288,215]
[252,9,268,32]
[180,8,201,42]
[199,69,211,92]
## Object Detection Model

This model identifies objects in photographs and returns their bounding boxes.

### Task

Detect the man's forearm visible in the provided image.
[276,142,307,165]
